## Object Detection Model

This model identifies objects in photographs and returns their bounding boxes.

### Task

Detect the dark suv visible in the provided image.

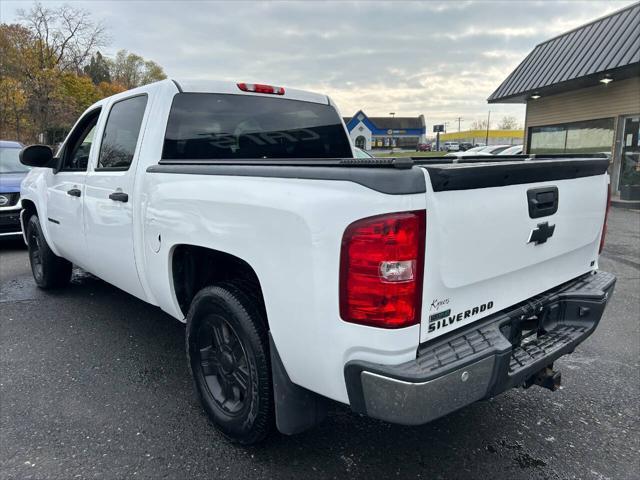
[0,140,27,238]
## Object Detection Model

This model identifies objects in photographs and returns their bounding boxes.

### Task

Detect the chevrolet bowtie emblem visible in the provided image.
[528,222,555,245]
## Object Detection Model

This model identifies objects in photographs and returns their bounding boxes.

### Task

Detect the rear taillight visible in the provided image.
[340,210,425,329]
[599,183,611,254]
[237,83,285,95]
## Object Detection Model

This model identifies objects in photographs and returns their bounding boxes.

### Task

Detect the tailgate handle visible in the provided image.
[527,187,558,218]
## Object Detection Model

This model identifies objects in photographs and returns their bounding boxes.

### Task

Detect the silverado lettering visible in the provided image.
[428,301,495,333]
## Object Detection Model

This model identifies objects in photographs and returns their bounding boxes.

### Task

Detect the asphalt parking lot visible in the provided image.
[1,207,638,480]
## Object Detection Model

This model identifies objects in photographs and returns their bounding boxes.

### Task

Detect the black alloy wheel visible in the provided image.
[196,314,251,416]
[186,284,273,444]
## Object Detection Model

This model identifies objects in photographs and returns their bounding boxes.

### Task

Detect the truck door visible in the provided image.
[83,94,149,300]
[45,108,102,268]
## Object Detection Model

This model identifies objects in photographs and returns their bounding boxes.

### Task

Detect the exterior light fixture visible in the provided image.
[600,77,613,84]
[530,94,541,100]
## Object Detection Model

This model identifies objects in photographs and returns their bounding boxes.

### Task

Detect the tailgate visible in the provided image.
[419,158,609,343]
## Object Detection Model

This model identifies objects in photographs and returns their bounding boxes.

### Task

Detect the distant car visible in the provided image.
[416,143,431,152]
[459,142,474,151]
[499,145,524,155]
[478,145,511,155]
[464,146,488,154]
[445,145,492,157]
[354,147,373,158]
[444,141,460,152]
[0,140,28,238]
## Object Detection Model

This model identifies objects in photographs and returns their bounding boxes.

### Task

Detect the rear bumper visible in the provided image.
[344,270,616,425]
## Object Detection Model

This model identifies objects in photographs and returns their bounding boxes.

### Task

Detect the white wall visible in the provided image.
[349,121,372,150]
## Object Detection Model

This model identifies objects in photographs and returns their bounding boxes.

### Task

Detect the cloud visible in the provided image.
[2,0,631,130]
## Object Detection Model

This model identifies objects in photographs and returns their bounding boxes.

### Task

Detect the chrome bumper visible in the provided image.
[345,271,616,426]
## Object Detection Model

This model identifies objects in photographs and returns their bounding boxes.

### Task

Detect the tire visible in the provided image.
[26,215,72,289]
[186,283,273,444]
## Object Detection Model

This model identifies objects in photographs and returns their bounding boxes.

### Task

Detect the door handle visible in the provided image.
[67,188,81,197]
[527,186,558,218]
[109,192,129,203]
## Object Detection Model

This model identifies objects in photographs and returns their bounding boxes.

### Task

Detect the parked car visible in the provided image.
[416,143,431,152]
[443,141,460,151]
[499,145,524,155]
[0,140,27,238]
[480,144,511,155]
[354,147,372,158]
[444,145,491,157]
[19,79,615,444]
[459,142,474,151]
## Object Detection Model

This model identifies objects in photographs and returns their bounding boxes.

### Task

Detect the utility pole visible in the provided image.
[456,117,463,132]
[485,110,491,146]
[389,112,395,151]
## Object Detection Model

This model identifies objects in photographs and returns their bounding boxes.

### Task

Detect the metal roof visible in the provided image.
[488,2,640,103]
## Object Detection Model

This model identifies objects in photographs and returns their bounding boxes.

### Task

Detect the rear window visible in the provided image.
[162,93,352,160]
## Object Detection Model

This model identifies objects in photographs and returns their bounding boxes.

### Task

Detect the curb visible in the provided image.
[611,199,640,209]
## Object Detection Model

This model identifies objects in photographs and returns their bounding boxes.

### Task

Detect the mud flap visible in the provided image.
[269,334,328,435]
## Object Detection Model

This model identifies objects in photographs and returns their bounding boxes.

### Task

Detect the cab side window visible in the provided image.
[61,109,101,171]
[97,95,148,170]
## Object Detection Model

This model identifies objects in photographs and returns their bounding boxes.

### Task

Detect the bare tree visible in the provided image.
[17,2,108,72]
[12,2,108,142]
[498,115,519,130]
[471,119,488,130]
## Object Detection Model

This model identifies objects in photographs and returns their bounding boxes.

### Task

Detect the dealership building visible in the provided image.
[488,2,640,200]
[343,111,427,150]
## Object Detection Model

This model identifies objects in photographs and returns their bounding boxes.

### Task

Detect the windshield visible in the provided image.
[0,147,30,174]
[486,145,509,154]
[466,146,484,153]
[499,146,523,155]
[163,93,353,160]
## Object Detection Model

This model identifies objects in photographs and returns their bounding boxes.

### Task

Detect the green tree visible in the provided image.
[84,51,111,84]
[110,49,167,89]
[1,2,167,143]
[4,2,108,142]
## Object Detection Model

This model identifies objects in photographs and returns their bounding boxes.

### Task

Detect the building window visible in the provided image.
[529,118,615,154]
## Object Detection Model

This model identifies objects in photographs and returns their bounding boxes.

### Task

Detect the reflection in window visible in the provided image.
[529,118,614,155]
[98,95,147,169]
[162,93,352,160]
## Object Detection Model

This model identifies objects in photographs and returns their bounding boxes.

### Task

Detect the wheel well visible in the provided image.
[21,199,37,222]
[171,245,267,322]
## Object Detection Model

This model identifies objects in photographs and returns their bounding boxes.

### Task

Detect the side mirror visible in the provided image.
[20,145,55,168]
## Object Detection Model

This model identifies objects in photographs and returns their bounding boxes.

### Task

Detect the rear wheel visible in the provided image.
[186,284,273,444]
[26,215,72,289]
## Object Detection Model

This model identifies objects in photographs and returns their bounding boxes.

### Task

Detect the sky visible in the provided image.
[1,0,634,132]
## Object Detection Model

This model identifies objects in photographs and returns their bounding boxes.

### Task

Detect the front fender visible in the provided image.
[20,169,59,256]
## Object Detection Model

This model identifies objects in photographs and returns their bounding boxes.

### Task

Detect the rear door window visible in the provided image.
[162,93,352,160]
[97,95,148,170]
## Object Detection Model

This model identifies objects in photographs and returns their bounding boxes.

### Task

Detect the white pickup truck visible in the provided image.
[19,79,616,444]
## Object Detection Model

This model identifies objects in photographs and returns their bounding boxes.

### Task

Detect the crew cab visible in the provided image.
[19,79,615,444]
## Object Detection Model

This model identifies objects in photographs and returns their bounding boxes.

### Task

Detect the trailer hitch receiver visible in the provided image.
[524,366,561,392]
